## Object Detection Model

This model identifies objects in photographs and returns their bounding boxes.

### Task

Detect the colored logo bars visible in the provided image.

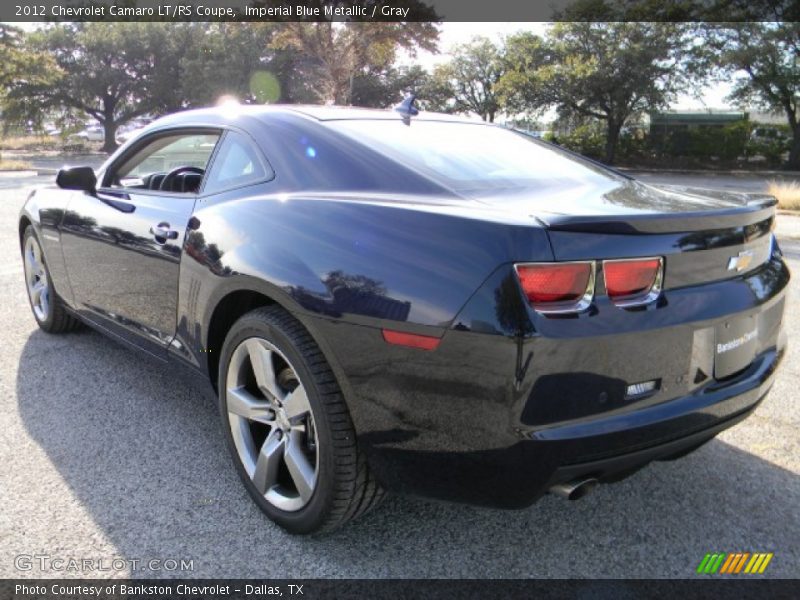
[696,552,774,575]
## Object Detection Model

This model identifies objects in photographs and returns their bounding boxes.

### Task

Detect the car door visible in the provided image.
[60,128,221,357]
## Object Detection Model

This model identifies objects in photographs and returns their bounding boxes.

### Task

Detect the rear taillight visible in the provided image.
[514,262,595,313]
[603,257,663,306]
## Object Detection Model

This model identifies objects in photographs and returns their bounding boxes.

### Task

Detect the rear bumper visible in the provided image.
[348,342,783,509]
[546,345,782,491]
[309,255,789,508]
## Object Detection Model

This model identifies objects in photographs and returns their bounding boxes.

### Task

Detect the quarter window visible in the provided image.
[203,131,269,194]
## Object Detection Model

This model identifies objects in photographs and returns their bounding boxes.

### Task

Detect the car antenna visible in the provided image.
[394,93,419,125]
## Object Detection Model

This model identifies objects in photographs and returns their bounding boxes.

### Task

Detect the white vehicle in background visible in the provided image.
[69,126,104,142]
[116,124,147,144]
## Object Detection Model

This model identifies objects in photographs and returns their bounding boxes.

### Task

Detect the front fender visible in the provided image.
[19,186,75,306]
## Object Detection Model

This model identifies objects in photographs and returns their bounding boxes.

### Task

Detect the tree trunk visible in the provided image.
[604,119,622,165]
[787,125,800,170]
[102,120,118,153]
[101,94,119,153]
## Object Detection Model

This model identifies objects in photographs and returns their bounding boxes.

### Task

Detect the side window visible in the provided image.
[203,131,270,194]
[105,132,220,193]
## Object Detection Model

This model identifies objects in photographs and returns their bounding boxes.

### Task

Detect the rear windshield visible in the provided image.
[328,119,622,196]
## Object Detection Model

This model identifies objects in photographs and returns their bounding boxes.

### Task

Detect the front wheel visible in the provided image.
[21,226,81,334]
[218,306,384,534]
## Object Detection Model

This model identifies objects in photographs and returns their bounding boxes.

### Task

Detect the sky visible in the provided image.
[399,22,735,112]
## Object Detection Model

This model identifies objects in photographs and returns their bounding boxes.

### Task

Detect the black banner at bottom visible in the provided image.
[2,579,799,600]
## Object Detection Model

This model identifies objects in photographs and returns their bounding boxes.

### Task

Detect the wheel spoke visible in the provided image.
[252,429,284,494]
[31,280,45,303]
[246,339,283,401]
[227,386,274,423]
[283,385,311,422]
[39,287,49,315]
[284,433,316,502]
[27,248,39,275]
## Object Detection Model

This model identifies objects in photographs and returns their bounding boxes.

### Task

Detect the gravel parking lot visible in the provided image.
[0,172,798,579]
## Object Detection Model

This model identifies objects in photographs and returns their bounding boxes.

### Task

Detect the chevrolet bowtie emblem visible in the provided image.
[727,250,755,272]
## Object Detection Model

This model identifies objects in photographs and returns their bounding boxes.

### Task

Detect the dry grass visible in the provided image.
[768,181,800,211]
[0,159,32,171]
[0,135,63,151]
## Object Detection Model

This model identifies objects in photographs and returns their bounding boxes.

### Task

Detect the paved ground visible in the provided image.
[628,169,800,194]
[0,172,798,579]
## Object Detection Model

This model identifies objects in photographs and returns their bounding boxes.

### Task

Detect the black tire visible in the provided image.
[218,305,384,534]
[21,225,82,334]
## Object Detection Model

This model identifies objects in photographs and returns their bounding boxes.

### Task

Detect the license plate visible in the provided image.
[714,315,757,379]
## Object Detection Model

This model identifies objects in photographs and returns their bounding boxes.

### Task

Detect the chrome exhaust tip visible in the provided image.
[549,477,598,501]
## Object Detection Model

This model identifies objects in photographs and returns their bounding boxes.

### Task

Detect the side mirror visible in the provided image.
[56,166,96,194]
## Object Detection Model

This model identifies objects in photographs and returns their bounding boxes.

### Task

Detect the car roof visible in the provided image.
[150,103,485,127]
[282,105,477,123]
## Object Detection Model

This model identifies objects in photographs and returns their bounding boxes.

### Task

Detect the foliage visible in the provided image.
[500,23,692,164]
[655,121,750,161]
[271,21,438,105]
[768,180,800,210]
[747,123,792,165]
[351,65,429,108]
[179,23,312,107]
[4,18,800,173]
[550,122,607,159]
[424,36,507,122]
[6,23,186,151]
[556,0,800,23]
[0,25,58,97]
[698,23,800,168]
[551,119,760,166]
[0,159,32,171]
[0,24,60,160]
[0,135,87,153]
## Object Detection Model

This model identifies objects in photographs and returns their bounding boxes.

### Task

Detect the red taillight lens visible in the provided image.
[515,262,593,309]
[603,258,662,300]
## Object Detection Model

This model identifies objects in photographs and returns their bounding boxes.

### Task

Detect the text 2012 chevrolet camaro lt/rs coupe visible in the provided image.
[19,102,788,534]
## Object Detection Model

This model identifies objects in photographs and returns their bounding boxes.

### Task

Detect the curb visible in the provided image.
[0,170,39,178]
[622,168,800,177]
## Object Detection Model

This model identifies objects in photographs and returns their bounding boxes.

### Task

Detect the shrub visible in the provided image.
[554,123,606,160]
[768,181,800,210]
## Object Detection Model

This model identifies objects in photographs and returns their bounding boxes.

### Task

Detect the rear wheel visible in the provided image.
[22,226,81,334]
[218,306,384,534]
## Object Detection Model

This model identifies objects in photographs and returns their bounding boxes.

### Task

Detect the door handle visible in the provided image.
[150,222,179,242]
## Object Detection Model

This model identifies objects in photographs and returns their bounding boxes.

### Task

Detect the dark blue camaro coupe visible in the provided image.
[19,102,789,533]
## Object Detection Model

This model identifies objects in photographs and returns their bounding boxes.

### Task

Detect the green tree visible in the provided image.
[501,23,689,164]
[424,37,507,122]
[0,25,59,133]
[497,32,551,116]
[701,23,800,169]
[6,23,189,152]
[179,23,312,107]
[351,65,429,108]
[272,21,438,105]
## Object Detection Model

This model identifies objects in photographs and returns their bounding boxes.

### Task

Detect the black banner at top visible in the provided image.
[4,0,799,22]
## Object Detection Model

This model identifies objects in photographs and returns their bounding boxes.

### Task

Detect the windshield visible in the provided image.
[328,119,622,197]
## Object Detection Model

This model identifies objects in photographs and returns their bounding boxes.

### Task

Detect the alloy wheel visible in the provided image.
[24,236,49,322]
[225,337,319,512]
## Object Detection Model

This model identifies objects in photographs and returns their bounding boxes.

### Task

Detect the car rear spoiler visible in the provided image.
[539,198,777,235]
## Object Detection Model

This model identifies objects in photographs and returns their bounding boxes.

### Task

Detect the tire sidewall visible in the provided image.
[22,226,56,330]
[218,310,337,533]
